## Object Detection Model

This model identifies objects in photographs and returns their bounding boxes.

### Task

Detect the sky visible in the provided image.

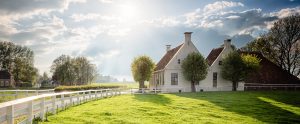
[0,0,300,81]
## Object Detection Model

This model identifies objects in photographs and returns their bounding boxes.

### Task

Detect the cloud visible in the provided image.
[99,0,113,4]
[70,13,120,22]
[0,0,85,17]
[141,17,181,27]
[185,5,278,36]
[271,6,300,18]
[203,1,244,13]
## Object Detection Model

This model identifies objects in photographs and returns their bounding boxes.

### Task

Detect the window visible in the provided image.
[178,59,181,64]
[162,72,164,85]
[171,73,178,85]
[219,61,222,65]
[213,72,217,87]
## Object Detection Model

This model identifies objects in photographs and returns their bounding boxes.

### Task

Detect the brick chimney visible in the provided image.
[166,45,171,52]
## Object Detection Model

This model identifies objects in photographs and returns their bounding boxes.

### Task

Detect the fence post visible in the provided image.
[26,91,29,97]
[27,100,33,124]
[35,90,38,96]
[7,105,14,124]
[15,91,18,99]
[89,91,92,100]
[106,89,108,97]
[41,97,46,120]
[70,94,73,106]
[100,90,103,98]
[77,92,80,105]
[52,96,56,114]
[61,94,65,110]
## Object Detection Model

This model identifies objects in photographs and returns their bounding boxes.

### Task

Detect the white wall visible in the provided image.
[199,41,244,91]
[161,40,200,92]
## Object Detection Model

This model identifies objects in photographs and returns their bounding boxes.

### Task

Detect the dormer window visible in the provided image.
[178,59,181,64]
[219,61,222,65]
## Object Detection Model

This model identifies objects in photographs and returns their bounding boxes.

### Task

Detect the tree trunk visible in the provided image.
[191,81,196,92]
[139,81,144,89]
[232,81,237,91]
[139,81,145,93]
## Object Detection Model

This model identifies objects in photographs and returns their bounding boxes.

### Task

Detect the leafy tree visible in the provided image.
[221,51,261,91]
[242,15,300,76]
[0,41,38,86]
[131,55,155,89]
[51,55,97,86]
[181,52,208,92]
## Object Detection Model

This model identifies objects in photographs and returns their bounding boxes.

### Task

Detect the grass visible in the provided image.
[0,91,38,103]
[42,91,300,124]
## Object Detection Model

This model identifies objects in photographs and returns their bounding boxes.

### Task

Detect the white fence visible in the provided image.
[0,89,55,100]
[0,88,123,124]
[244,83,300,91]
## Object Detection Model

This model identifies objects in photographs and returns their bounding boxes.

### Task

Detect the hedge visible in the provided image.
[54,84,126,92]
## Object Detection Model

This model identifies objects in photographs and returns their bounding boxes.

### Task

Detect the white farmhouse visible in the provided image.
[149,32,244,92]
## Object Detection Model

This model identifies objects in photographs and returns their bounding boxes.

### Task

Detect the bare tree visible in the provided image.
[242,15,300,76]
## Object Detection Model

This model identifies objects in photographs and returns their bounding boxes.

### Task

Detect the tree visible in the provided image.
[0,41,38,86]
[221,51,261,91]
[181,52,208,92]
[131,55,155,89]
[51,55,97,86]
[242,15,300,76]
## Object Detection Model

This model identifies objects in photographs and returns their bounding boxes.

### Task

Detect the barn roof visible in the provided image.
[240,51,300,84]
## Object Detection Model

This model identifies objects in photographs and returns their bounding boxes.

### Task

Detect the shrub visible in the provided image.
[54,84,126,92]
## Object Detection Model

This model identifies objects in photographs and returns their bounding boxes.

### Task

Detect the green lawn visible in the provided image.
[42,91,300,124]
[0,92,38,103]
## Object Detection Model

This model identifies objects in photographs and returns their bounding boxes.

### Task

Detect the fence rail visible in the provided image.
[0,88,124,124]
[244,83,300,91]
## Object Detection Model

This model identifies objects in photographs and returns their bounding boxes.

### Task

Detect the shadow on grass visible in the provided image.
[174,91,300,123]
[133,94,171,105]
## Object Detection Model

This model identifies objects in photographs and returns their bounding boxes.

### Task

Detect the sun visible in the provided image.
[118,3,140,19]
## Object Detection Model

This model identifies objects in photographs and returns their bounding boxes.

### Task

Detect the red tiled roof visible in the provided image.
[155,44,183,71]
[206,47,224,66]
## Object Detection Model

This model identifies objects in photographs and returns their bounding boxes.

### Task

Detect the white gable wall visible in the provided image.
[198,41,244,91]
[162,40,200,92]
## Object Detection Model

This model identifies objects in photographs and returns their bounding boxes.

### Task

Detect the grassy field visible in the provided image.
[0,91,40,103]
[42,91,300,124]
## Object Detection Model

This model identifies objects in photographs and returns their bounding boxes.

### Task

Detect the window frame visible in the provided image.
[213,72,217,87]
[171,73,178,85]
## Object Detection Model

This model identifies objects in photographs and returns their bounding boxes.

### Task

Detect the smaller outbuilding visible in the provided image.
[0,70,15,87]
